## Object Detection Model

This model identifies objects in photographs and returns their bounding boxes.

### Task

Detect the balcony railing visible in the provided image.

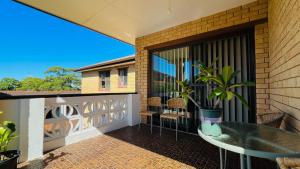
[0,93,140,162]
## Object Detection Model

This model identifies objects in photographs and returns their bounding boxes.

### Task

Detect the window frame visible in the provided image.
[99,70,110,91]
[118,67,128,88]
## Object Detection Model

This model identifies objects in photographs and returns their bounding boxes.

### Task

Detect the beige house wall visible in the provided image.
[268,0,300,130]
[81,64,135,93]
[81,71,100,93]
[136,0,269,113]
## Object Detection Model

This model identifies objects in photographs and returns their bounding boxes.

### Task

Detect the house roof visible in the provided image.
[0,90,80,97]
[15,0,256,45]
[76,55,135,72]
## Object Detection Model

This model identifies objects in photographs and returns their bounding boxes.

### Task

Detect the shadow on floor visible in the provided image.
[106,124,277,169]
[18,152,69,169]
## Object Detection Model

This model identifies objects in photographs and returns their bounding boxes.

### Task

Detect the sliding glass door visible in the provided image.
[151,46,190,104]
[150,30,255,132]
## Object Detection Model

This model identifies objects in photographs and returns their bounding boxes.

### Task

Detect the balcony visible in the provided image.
[18,125,276,169]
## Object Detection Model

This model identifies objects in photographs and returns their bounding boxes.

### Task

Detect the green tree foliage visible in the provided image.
[18,77,44,91]
[43,66,81,90]
[0,78,21,90]
[0,66,81,91]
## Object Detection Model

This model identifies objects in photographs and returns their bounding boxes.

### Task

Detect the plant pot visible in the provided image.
[200,108,222,137]
[0,150,19,169]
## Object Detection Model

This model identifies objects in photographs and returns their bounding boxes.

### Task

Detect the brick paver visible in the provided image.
[18,125,276,169]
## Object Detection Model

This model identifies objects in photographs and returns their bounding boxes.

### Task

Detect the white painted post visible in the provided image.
[127,94,140,126]
[19,98,45,162]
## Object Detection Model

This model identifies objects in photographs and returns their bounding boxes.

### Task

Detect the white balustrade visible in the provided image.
[43,94,139,152]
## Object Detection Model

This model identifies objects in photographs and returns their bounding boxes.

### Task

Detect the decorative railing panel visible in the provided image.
[44,95,128,142]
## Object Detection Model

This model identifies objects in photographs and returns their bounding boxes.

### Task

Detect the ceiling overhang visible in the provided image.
[15,0,256,45]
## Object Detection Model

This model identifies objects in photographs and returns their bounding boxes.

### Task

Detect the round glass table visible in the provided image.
[198,122,300,169]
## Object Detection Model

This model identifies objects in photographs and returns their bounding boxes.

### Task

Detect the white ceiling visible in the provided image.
[16,0,256,45]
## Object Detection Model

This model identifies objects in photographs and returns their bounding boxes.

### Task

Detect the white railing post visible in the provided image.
[19,98,45,162]
[127,94,140,126]
[127,94,133,126]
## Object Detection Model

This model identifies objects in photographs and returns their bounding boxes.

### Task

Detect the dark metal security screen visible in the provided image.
[150,30,255,131]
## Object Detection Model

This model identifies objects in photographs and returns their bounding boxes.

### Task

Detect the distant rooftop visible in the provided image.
[76,55,135,72]
[0,90,80,98]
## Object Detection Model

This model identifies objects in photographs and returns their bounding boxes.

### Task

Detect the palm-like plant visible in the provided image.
[196,62,255,109]
[0,111,17,153]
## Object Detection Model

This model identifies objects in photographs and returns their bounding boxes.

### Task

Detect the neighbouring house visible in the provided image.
[76,55,135,93]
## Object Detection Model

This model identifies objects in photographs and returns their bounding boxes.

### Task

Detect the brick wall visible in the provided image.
[136,0,269,112]
[255,23,270,114]
[268,0,300,120]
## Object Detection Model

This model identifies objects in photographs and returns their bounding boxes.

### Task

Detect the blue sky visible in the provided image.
[0,0,135,80]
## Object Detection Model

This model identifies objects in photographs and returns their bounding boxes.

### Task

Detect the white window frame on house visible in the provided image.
[118,67,128,88]
[99,70,110,91]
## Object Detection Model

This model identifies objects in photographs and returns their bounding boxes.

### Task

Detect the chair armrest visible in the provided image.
[257,112,282,116]
[257,112,285,128]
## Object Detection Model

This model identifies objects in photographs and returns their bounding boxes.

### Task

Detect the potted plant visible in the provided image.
[178,61,254,136]
[0,111,19,169]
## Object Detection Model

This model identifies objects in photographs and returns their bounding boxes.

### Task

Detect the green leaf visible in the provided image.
[0,127,5,135]
[176,80,194,106]
[213,88,224,96]
[0,120,17,152]
[208,76,223,86]
[228,70,240,83]
[229,82,255,89]
[208,92,216,100]
[200,76,208,82]
[226,91,234,100]
[232,92,249,107]
[222,66,233,84]
[220,92,227,100]
[3,121,16,132]
[217,74,225,84]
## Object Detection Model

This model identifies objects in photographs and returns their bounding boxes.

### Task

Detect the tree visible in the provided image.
[18,77,44,91]
[0,66,81,91]
[0,78,21,90]
[43,66,81,91]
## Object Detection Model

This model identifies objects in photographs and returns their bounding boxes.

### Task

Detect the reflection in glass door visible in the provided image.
[151,46,190,104]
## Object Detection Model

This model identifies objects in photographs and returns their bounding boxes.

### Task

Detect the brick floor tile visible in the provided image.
[18,125,276,169]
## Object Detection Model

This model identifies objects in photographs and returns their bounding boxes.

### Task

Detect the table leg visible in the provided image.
[246,155,251,169]
[240,154,251,169]
[224,149,227,169]
[240,154,245,169]
[219,148,223,169]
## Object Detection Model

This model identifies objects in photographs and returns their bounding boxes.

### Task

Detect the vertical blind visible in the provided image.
[192,33,254,122]
[150,31,255,123]
[151,47,190,105]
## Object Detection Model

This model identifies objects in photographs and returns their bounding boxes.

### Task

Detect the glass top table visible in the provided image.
[198,122,300,169]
